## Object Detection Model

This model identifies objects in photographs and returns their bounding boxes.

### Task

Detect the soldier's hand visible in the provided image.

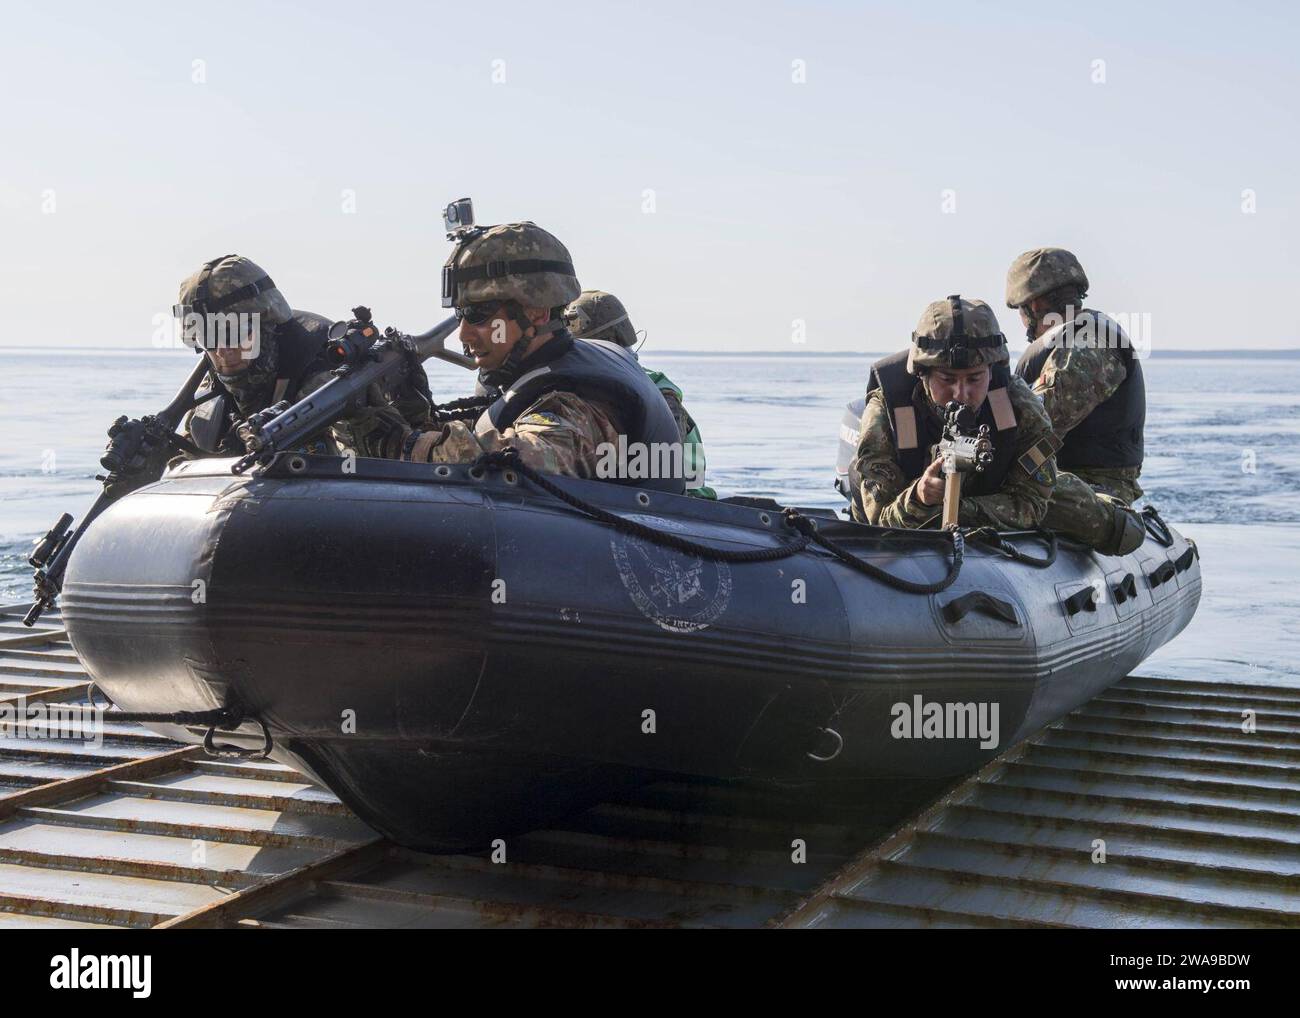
[915,457,945,507]
[338,385,414,459]
[344,357,431,429]
[101,416,169,476]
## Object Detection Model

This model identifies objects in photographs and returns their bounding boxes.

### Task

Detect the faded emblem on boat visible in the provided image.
[610,515,732,633]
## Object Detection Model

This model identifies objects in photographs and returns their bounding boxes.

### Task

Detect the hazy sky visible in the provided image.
[1,0,1296,352]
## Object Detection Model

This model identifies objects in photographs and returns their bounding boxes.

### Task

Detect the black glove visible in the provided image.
[100,415,173,495]
[391,350,432,427]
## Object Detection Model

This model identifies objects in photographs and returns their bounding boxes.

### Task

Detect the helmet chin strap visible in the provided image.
[479,303,565,389]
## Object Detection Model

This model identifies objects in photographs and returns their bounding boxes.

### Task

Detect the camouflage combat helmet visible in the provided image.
[1005,247,1089,308]
[908,295,1009,372]
[175,255,292,326]
[565,290,637,347]
[441,222,580,310]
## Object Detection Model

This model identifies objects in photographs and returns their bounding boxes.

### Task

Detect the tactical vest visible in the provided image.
[476,333,687,495]
[866,349,1020,497]
[1015,310,1144,470]
[190,309,336,453]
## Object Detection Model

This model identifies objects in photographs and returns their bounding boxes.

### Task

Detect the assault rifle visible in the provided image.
[232,308,472,473]
[938,400,994,529]
[23,357,214,626]
[25,309,473,626]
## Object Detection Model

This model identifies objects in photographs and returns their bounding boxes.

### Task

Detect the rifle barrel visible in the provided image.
[410,316,474,369]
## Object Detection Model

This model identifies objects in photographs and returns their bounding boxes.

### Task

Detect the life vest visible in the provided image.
[476,332,687,494]
[865,349,1020,496]
[1015,310,1144,470]
[481,364,710,494]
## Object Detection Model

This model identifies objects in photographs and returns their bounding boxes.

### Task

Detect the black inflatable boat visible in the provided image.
[60,451,1201,851]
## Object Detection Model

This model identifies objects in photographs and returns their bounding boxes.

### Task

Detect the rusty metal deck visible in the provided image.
[205,781,909,929]
[0,604,904,928]
[776,674,1300,927]
[0,605,380,928]
[5,603,1296,929]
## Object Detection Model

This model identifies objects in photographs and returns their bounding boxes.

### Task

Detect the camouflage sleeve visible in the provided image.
[402,391,623,479]
[850,390,934,527]
[957,376,1055,529]
[1031,345,1128,438]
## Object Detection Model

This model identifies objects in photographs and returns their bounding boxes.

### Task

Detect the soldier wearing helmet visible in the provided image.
[850,295,1059,530]
[564,290,715,499]
[173,254,428,457]
[1007,247,1147,554]
[370,219,687,493]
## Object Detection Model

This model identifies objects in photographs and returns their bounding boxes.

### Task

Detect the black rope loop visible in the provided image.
[431,394,495,425]
[87,683,272,760]
[809,525,964,594]
[1141,505,1175,548]
[965,527,1058,568]
[472,448,965,594]
[476,448,809,563]
[87,682,243,727]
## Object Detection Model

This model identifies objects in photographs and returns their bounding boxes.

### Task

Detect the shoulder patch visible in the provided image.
[516,411,563,427]
[1017,433,1062,484]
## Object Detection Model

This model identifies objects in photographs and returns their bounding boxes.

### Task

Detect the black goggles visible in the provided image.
[456,301,508,326]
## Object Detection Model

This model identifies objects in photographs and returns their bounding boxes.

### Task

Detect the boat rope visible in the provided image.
[86,683,273,759]
[1141,505,1175,547]
[430,395,496,425]
[964,527,1058,568]
[471,448,965,594]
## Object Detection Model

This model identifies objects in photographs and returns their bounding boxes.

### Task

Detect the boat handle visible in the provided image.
[942,591,1019,626]
[1174,547,1196,573]
[203,719,273,760]
[1147,561,1176,588]
[1063,587,1098,617]
[806,726,843,763]
[1111,573,1137,604]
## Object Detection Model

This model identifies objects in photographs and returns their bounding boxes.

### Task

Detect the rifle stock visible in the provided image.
[942,459,962,529]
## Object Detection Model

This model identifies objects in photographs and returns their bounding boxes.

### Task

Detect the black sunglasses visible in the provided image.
[456,301,507,325]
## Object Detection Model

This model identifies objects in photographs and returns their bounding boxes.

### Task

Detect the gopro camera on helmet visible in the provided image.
[443,198,476,239]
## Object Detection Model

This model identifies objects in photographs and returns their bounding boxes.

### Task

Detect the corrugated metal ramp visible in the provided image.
[0,605,380,928]
[8,604,1297,929]
[1,605,915,928]
[775,673,1300,928]
[201,780,914,929]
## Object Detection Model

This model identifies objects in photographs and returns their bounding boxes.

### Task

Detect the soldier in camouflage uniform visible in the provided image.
[367,222,685,492]
[173,255,428,457]
[851,296,1058,530]
[1007,248,1146,554]
[564,290,715,498]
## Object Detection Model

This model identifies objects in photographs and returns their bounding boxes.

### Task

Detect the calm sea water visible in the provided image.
[1,349,1297,684]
